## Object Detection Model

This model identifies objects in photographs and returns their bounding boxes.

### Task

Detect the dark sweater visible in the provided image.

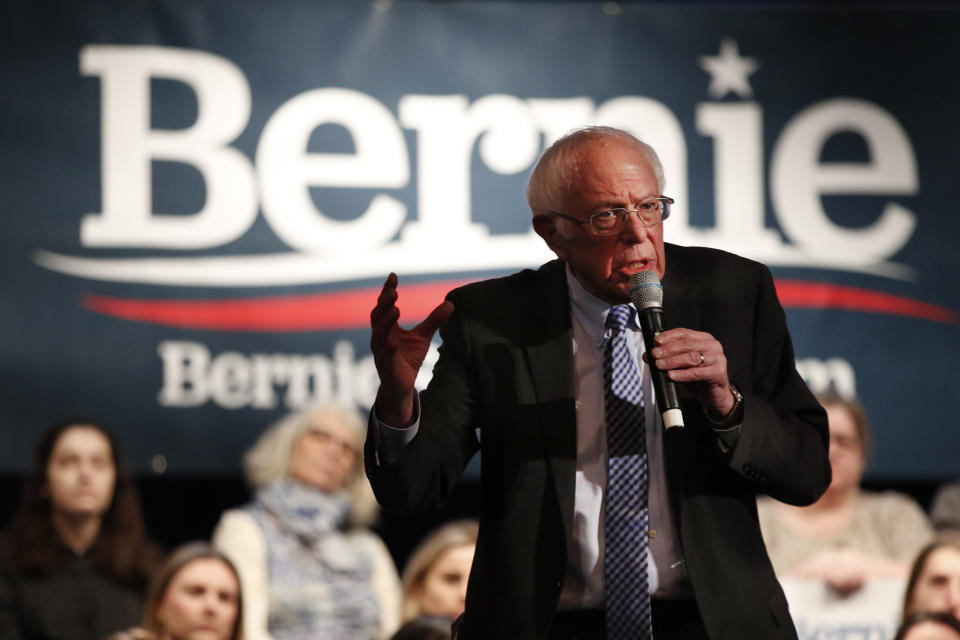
[0,540,144,640]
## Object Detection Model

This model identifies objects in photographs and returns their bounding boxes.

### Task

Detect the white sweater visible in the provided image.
[213,509,401,640]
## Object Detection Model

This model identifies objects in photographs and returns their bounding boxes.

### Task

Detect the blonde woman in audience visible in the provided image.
[111,541,243,640]
[757,392,934,594]
[903,537,960,620]
[400,519,478,623]
[213,404,401,640]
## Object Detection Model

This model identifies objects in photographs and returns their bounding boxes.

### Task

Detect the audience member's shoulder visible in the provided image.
[344,527,383,546]
[344,528,391,553]
[0,526,38,571]
[212,508,261,538]
[861,490,927,515]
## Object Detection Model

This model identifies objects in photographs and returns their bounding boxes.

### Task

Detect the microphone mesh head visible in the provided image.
[629,271,663,310]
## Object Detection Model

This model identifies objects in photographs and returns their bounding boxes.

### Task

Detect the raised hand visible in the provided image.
[370,273,454,426]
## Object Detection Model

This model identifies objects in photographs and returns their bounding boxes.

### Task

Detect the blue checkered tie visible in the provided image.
[604,304,652,639]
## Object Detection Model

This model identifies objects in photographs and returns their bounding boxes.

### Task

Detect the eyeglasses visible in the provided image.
[553,196,673,236]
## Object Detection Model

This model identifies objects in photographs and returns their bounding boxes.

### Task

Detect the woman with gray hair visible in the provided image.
[213,404,401,640]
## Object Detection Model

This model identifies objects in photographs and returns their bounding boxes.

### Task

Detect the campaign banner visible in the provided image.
[1,2,957,475]
[781,577,905,640]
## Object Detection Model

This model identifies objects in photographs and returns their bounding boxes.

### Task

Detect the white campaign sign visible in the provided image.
[35,45,920,285]
[780,577,905,640]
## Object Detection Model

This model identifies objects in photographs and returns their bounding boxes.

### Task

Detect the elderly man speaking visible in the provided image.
[365,126,830,640]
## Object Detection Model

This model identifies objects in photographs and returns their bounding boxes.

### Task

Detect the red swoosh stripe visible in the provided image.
[774,280,958,325]
[83,280,475,332]
[83,279,958,331]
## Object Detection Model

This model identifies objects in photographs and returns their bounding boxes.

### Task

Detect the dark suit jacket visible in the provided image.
[366,244,831,640]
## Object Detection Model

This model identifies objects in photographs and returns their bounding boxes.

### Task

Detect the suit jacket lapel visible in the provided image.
[660,244,702,530]
[520,261,578,548]
[662,243,701,332]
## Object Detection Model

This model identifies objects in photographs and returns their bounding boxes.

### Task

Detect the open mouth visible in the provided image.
[616,261,650,276]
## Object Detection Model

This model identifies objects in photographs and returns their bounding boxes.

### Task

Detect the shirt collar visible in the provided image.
[565,264,640,348]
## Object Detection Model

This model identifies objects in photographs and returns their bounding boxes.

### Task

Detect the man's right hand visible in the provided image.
[370,273,454,426]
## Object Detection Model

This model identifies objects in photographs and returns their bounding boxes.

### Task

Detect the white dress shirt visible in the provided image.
[559,265,694,607]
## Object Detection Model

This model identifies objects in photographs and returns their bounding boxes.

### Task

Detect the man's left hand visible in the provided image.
[649,328,736,420]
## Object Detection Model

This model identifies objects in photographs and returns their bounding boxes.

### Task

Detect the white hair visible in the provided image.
[526,125,666,219]
[243,404,379,528]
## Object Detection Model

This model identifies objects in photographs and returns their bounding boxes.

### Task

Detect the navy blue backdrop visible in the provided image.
[1,2,958,481]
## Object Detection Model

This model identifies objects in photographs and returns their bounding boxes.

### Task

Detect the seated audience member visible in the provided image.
[758,392,934,594]
[0,418,158,639]
[903,537,960,620]
[400,520,477,624]
[932,482,960,534]
[213,405,400,640]
[388,615,451,640]
[110,542,242,640]
[893,612,960,640]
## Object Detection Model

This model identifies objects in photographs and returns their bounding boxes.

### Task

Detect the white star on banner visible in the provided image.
[698,38,760,99]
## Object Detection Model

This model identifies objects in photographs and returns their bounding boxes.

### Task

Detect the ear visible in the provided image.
[409,578,425,602]
[155,598,169,630]
[532,215,567,260]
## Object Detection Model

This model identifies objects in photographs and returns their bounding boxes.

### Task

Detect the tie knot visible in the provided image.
[606,304,635,335]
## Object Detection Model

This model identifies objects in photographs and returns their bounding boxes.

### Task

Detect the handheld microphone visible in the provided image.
[629,271,684,429]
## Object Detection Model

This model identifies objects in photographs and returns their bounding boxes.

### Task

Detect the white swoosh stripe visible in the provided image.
[33,242,914,288]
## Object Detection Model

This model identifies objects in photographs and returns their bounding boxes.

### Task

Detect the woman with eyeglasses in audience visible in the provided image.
[757,392,934,595]
[213,404,401,640]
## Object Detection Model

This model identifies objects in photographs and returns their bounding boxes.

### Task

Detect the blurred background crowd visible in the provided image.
[0,398,958,639]
[2,1,959,638]
[0,407,480,640]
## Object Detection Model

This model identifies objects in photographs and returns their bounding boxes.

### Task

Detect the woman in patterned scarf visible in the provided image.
[213,404,401,640]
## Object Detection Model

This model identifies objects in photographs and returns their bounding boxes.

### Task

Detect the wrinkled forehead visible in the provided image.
[561,139,657,197]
